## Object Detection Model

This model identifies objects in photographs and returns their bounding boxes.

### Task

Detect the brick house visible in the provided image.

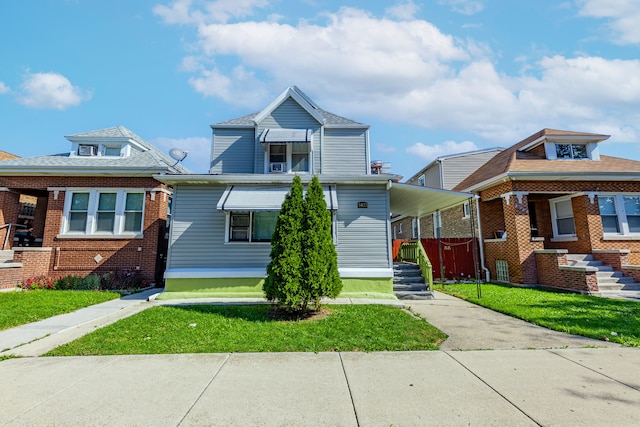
[454,129,640,296]
[0,126,188,289]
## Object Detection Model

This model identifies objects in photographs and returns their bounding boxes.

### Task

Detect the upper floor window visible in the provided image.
[62,189,145,236]
[77,143,123,157]
[418,175,426,186]
[555,144,588,159]
[599,194,640,235]
[267,143,310,173]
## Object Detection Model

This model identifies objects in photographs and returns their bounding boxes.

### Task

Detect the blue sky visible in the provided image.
[1,0,640,179]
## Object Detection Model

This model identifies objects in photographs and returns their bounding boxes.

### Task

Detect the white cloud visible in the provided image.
[151,136,211,173]
[438,0,484,15]
[17,72,91,110]
[406,140,478,161]
[0,82,9,94]
[154,0,269,24]
[157,3,640,151]
[577,0,640,44]
[385,1,419,20]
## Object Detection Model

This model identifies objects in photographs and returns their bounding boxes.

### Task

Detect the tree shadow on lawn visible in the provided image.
[165,303,330,323]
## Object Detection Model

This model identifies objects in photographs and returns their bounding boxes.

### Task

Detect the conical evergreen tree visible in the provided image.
[264,175,307,310]
[302,175,342,306]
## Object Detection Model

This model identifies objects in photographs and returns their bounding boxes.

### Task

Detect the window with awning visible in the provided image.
[259,128,312,173]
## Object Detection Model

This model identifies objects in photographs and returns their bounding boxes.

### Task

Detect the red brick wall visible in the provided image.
[0,190,20,248]
[0,248,53,289]
[535,250,599,293]
[0,176,169,284]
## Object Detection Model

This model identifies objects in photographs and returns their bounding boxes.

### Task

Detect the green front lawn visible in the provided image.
[46,304,447,355]
[440,284,640,347]
[0,290,119,331]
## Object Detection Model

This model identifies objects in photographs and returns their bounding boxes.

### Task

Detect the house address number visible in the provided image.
[357,202,368,208]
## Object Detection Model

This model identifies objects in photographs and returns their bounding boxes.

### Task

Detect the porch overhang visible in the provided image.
[389,182,475,217]
[217,185,338,211]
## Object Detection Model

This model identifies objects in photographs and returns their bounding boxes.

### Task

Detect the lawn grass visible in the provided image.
[0,290,119,331]
[439,283,640,347]
[46,304,447,355]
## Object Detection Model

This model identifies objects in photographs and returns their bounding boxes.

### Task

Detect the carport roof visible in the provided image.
[389,182,475,217]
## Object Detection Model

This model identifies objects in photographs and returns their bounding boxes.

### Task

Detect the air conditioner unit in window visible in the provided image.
[78,145,97,156]
[270,162,285,173]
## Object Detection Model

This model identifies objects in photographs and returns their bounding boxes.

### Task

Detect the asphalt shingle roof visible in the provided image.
[0,126,190,175]
[453,129,640,192]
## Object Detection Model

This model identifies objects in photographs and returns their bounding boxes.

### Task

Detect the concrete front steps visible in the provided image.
[566,254,640,299]
[393,262,434,300]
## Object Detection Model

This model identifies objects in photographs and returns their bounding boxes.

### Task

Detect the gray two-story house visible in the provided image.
[157,86,471,299]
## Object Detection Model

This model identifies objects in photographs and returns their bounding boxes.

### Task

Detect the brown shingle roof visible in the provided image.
[0,150,19,161]
[452,129,640,191]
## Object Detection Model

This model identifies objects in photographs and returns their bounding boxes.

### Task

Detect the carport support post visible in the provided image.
[435,209,445,288]
[468,197,482,298]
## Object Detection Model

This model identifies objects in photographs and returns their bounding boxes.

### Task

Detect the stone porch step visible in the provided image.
[393,262,432,299]
[0,250,15,264]
[567,253,640,293]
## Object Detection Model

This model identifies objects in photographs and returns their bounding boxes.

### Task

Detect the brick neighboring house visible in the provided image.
[0,126,189,289]
[454,128,640,296]
[392,148,503,241]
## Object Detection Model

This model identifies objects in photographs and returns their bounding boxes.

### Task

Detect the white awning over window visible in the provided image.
[217,185,338,211]
[259,128,311,143]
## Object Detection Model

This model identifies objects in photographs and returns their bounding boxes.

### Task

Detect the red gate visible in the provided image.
[394,238,478,280]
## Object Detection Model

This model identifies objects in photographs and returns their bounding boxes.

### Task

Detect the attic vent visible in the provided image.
[78,145,97,156]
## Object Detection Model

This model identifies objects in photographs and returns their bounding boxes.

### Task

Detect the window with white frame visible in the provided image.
[77,143,123,157]
[433,211,442,238]
[418,175,426,186]
[462,201,470,219]
[63,190,145,236]
[599,194,640,235]
[411,218,418,238]
[268,143,310,173]
[555,143,588,159]
[550,197,576,237]
[228,211,278,242]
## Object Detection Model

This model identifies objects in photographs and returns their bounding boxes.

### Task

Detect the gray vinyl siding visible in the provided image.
[256,98,321,174]
[167,183,391,271]
[167,185,271,269]
[421,165,442,188]
[210,128,255,174]
[334,185,390,269]
[441,151,501,189]
[323,129,368,174]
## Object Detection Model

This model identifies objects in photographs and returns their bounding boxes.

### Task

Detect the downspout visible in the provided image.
[474,195,490,282]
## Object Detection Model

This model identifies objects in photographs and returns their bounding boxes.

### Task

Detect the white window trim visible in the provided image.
[462,201,470,219]
[549,195,576,239]
[599,193,640,238]
[411,218,418,239]
[433,211,441,238]
[544,141,599,160]
[71,143,127,158]
[59,189,145,238]
[418,175,426,186]
[265,143,311,174]
[224,211,337,244]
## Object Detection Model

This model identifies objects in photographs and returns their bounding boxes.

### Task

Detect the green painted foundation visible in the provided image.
[159,277,394,300]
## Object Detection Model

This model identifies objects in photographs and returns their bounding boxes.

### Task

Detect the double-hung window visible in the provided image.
[599,194,640,236]
[228,212,279,243]
[62,190,145,236]
[550,197,576,238]
[267,143,310,173]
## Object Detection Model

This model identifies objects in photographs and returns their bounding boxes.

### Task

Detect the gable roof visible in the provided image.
[454,129,640,192]
[213,86,367,129]
[0,150,19,161]
[0,126,190,176]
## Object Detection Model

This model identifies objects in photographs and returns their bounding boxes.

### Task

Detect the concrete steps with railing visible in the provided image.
[566,254,640,297]
[393,262,434,300]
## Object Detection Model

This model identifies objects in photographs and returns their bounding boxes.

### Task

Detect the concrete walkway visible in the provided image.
[1,290,639,426]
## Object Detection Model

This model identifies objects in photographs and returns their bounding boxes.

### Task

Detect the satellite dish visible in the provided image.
[169,148,188,162]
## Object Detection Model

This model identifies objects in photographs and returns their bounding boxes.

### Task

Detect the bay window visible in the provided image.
[62,190,145,236]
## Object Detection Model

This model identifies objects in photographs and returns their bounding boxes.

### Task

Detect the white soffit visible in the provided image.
[389,182,474,217]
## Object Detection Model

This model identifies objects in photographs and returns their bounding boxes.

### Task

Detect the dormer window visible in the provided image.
[104,145,122,157]
[78,144,98,156]
[555,143,587,159]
